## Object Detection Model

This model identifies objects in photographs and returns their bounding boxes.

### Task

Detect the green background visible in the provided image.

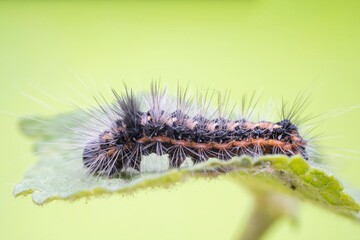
[1,0,360,239]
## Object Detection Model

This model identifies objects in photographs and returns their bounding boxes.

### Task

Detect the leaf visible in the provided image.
[14,113,360,214]
[15,112,360,239]
[14,113,360,229]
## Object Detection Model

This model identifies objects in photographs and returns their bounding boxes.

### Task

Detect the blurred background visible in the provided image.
[0,0,360,239]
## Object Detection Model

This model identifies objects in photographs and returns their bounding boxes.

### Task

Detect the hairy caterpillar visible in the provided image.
[82,82,312,176]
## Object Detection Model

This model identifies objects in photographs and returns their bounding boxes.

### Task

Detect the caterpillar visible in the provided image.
[82,82,312,176]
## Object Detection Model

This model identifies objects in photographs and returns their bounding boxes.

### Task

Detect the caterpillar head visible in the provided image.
[82,129,126,175]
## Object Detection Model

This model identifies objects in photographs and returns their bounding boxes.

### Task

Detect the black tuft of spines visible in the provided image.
[274,119,298,142]
[251,126,263,139]
[114,131,126,146]
[113,88,144,143]
[144,114,167,138]
[171,110,189,121]
[277,119,297,131]
[192,126,211,143]
[211,119,228,143]
[232,121,251,141]
[112,88,141,130]
[191,115,211,143]
[171,123,192,140]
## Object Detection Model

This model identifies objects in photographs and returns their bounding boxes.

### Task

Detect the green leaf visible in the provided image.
[15,113,360,218]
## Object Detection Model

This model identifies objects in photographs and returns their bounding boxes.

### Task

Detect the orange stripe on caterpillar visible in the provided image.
[268,139,285,148]
[251,138,269,147]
